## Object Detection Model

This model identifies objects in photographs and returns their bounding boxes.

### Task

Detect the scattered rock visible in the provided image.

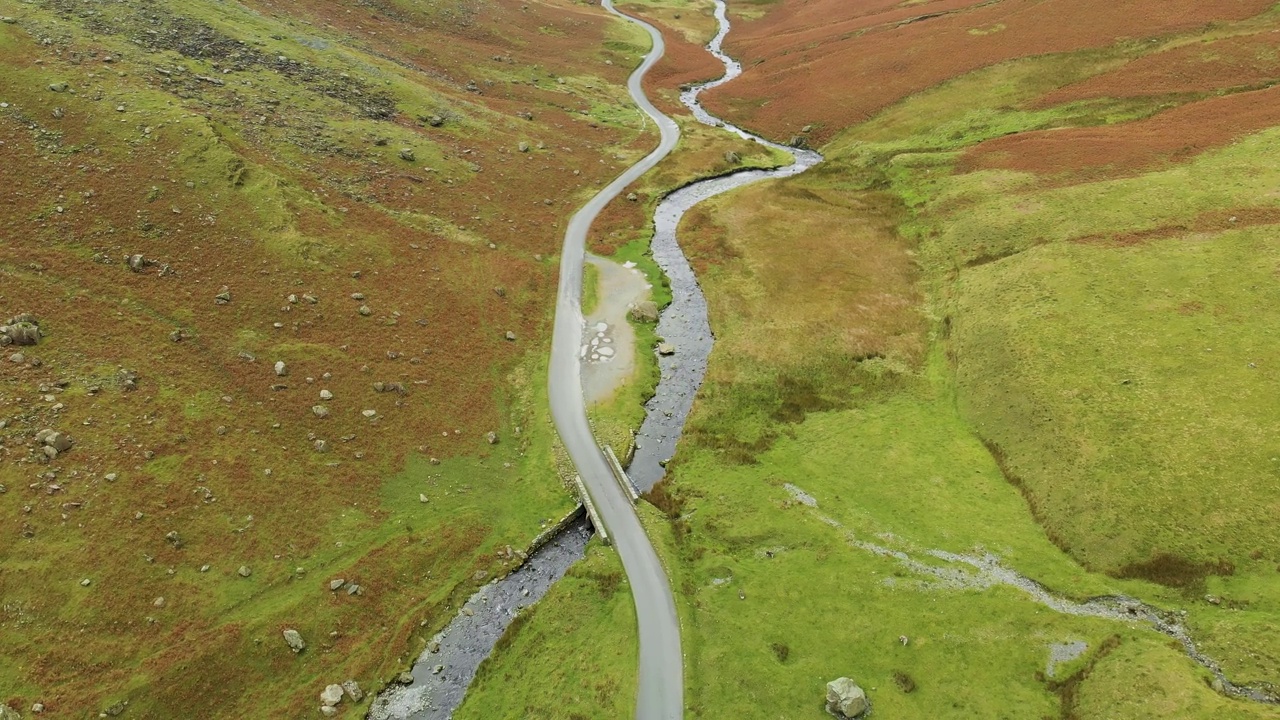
[825,678,868,719]
[419,494,429,503]
[505,331,516,341]
[274,361,287,377]
[518,141,529,152]
[486,431,498,445]
[320,707,336,718]
[319,389,333,400]
[283,628,306,653]
[341,680,363,702]
[313,439,329,452]
[329,578,345,591]
[657,342,675,356]
[8,353,25,363]
[626,192,638,202]
[426,640,441,653]
[628,301,659,323]
[320,684,344,707]
[48,82,68,92]
[398,147,415,162]
[127,253,148,272]
[396,671,414,684]
[312,405,330,418]
[426,115,444,127]
[431,664,444,675]
[361,409,377,418]
[237,565,252,578]
[214,287,232,305]
[357,305,372,316]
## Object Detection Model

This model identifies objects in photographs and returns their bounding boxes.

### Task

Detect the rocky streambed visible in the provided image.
[627,0,822,491]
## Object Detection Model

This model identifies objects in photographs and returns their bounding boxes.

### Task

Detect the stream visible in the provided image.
[370,2,792,717]
[627,0,822,491]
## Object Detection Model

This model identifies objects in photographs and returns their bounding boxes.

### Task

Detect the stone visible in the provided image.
[42,446,58,461]
[214,287,232,304]
[505,331,516,341]
[626,192,638,202]
[657,342,675,356]
[238,565,252,578]
[628,301,659,323]
[49,82,68,92]
[81,578,91,586]
[419,494,429,503]
[320,684,344,707]
[0,704,20,720]
[724,150,741,164]
[431,664,444,675]
[398,147,415,162]
[518,141,529,152]
[313,439,329,452]
[426,640,441,653]
[30,704,43,714]
[320,707,337,718]
[153,596,165,608]
[312,405,330,418]
[105,473,118,482]
[358,305,372,316]
[45,431,73,452]
[350,292,365,301]
[9,353,25,363]
[127,253,147,272]
[274,361,287,377]
[329,578,345,591]
[283,628,306,653]
[486,431,498,445]
[825,678,868,719]
[319,389,333,400]
[104,700,128,717]
[341,680,363,702]
[361,409,377,418]
[396,672,414,684]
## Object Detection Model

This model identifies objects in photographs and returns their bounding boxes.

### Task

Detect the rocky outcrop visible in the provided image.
[0,314,42,346]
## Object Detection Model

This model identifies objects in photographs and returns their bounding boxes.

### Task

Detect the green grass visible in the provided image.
[582,261,601,315]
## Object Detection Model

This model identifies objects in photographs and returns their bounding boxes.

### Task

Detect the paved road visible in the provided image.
[546,2,683,719]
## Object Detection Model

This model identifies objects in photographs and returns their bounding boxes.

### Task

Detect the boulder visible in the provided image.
[283,628,306,653]
[628,301,659,323]
[341,679,363,702]
[45,431,73,452]
[320,684,344,707]
[825,678,868,719]
[274,361,287,377]
[0,703,21,720]
[657,342,675,356]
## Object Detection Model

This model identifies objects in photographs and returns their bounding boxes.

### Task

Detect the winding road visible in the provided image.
[546,2,683,719]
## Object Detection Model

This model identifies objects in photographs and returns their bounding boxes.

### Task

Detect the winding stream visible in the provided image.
[372,2,793,716]
[627,0,822,491]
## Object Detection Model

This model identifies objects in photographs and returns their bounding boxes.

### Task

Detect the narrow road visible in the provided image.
[546,2,683,719]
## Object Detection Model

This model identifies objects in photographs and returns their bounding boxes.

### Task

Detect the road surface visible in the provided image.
[546,2,683,719]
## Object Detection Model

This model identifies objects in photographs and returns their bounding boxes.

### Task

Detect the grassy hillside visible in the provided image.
[475,0,1280,718]
[0,0,665,715]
